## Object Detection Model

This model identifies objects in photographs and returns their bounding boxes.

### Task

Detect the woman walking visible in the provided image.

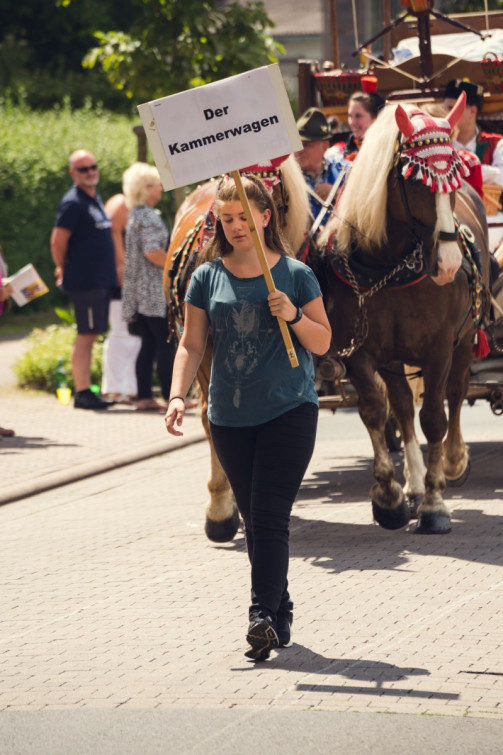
[165,175,331,660]
[122,162,175,411]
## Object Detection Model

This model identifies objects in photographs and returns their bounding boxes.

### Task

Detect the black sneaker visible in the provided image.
[74,390,112,410]
[276,611,293,647]
[244,617,278,661]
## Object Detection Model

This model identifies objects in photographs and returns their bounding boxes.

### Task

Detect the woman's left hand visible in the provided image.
[268,290,297,322]
[165,398,185,436]
[0,284,12,302]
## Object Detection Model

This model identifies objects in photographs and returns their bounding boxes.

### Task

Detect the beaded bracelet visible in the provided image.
[168,396,185,404]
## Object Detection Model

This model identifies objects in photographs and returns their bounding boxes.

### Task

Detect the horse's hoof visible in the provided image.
[204,509,240,542]
[372,498,410,530]
[414,511,451,534]
[405,494,423,519]
[446,459,471,488]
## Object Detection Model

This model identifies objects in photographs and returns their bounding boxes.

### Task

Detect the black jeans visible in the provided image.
[210,402,318,623]
[134,313,175,401]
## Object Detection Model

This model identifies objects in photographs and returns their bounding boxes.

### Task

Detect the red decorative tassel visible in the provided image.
[472,328,490,359]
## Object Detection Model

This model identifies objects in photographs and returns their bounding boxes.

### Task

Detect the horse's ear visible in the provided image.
[395,105,415,139]
[446,91,467,129]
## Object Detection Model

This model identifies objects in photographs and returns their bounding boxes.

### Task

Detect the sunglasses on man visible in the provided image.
[74,164,98,173]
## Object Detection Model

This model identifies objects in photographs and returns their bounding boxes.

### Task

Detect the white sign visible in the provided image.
[137,64,302,190]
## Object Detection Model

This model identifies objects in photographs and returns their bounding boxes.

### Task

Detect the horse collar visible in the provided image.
[328,241,426,294]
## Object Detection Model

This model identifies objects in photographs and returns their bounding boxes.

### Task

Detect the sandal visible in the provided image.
[103,393,134,405]
[184,398,200,409]
[136,399,167,412]
[0,426,15,437]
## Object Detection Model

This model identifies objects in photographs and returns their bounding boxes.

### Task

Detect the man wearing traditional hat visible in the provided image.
[295,107,349,227]
[444,78,503,189]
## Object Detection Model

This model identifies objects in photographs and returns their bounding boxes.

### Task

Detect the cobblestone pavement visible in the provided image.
[1,413,502,710]
[0,335,205,504]
[0,390,205,504]
[1,336,502,752]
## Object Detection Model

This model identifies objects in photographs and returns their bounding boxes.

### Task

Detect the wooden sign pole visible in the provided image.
[231,169,299,368]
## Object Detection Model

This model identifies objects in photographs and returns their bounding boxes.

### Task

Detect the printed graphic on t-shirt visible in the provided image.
[217,300,272,408]
[88,205,111,231]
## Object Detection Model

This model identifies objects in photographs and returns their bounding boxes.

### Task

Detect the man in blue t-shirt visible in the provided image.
[295,108,349,228]
[51,149,118,410]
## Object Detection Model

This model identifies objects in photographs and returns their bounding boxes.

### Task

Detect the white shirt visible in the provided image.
[453,128,503,188]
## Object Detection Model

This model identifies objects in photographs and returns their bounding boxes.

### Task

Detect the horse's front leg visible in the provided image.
[443,333,473,484]
[197,345,239,542]
[350,362,410,530]
[380,365,426,518]
[416,359,452,535]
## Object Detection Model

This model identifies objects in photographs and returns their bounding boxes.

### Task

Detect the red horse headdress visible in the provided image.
[241,154,290,191]
[395,93,470,193]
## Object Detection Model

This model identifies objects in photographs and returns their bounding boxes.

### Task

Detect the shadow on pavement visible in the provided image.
[298,440,502,504]
[214,504,503,572]
[234,651,456,700]
[0,436,80,451]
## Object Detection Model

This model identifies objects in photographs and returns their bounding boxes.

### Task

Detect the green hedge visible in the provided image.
[0,100,175,312]
[14,323,104,394]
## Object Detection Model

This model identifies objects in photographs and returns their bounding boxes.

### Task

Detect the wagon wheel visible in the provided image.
[385,412,402,452]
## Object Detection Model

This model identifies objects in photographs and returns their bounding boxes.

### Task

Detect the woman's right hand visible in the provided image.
[165,398,185,436]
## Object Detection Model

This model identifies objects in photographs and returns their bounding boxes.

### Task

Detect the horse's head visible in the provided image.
[323,95,467,283]
[394,93,468,284]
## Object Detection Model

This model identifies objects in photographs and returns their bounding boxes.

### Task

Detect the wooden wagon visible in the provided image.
[299,1,503,432]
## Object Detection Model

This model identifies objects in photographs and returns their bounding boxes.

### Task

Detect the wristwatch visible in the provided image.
[288,306,303,325]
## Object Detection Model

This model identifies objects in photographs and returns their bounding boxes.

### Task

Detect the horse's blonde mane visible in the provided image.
[280,154,310,254]
[323,104,405,254]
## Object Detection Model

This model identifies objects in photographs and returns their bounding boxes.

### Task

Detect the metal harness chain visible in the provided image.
[456,219,503,355]
[335,240,424,357]
[455,220,485,327]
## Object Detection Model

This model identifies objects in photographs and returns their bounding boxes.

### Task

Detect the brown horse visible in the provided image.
[165,155,310,541]
[316,99,490,534]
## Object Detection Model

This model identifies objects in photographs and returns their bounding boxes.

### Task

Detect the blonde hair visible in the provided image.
[322,104,401,253]
[279,154,310,254]
[122,162,161,208]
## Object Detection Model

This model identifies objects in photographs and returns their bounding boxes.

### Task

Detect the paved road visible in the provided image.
[1,335,502,753]
[0,335,205,504]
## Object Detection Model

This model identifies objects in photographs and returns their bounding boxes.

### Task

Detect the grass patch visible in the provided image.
[14,323,103,393]
[0,308,61,337]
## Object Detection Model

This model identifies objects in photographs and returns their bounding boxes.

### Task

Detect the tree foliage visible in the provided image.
[0,100,143,309]
[0,0,137,110]
[83,0,284,102]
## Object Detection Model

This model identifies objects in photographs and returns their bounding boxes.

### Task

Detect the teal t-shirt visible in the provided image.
[185,255,322,427]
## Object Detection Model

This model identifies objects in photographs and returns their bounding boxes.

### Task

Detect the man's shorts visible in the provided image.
[68,288,111,335]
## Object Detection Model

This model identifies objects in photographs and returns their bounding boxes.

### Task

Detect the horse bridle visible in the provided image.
[394,147,458,247]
